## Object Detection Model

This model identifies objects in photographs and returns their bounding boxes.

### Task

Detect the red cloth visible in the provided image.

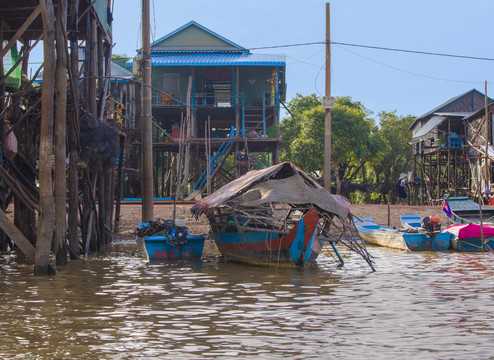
[444,223,494,239]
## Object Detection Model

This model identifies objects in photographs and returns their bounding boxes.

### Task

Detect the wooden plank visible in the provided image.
[0,4,41,59]
[0,210,35,261]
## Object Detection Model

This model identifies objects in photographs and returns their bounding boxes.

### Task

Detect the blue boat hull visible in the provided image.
[213,208,321,267]
[402,232,450,251]
[450,236,494,252]
[355,217,450,251]
[144,235,206,260]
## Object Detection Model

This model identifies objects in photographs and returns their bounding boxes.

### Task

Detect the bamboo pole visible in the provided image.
[36,0,56,275]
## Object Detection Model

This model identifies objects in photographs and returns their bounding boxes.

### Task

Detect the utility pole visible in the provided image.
[323,2,332,192]
[141,0,153,222]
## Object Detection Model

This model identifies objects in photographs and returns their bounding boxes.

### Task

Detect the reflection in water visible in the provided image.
[2,242,494,359]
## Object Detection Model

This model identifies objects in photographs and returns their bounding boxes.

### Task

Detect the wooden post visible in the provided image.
[0,22,7,251]
[485,81,490,189]
[98,169,105,247]
[387,191,391,226]
[68,0,80,258]
[141,0,153,221]
[36,0,56,275]
[323,2,332,191]
[182,75,193,196]
[89,17,97,115]
[113,135,125,233]
[54,0,68,265]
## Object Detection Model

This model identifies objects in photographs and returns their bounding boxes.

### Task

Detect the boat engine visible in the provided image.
[422,216,441,234]
[163,219,189,244]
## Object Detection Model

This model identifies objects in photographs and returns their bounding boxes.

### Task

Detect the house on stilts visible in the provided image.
[127,21,287,199]
[409,89,494,205]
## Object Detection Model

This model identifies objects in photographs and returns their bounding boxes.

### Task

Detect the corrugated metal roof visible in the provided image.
[409,89,494,130]
[412,115,446,141]
[127,53,286,67]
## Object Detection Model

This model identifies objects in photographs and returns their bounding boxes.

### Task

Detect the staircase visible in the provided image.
[192,126,235,193]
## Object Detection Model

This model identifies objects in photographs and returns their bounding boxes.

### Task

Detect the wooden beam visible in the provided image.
[0,4,41,59]
[0,210,34,260]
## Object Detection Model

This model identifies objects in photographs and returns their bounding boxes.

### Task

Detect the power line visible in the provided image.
[249,41,494,62]
[332,41,494,62]
[335,44,484,84]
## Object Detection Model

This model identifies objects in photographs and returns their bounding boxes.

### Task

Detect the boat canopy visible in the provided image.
[191,162,350,220]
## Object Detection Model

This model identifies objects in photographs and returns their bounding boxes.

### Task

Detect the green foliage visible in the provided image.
[368,111,414,190]
[280,94,415,204]
[282,94,374,182]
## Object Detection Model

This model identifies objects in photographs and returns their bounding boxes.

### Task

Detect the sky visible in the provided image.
[33,0,494,121]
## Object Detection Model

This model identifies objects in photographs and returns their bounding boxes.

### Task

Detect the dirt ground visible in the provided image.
[116,202,450,236]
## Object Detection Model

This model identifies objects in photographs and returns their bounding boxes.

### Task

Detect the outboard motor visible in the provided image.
[422,216,441,234]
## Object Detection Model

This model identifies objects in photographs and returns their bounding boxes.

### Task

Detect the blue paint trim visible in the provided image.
[289,218,305,263]
[304,228,317,263]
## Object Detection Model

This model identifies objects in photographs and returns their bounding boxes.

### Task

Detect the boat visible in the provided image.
[444,222,494,252]
[138,220,206,260]
[191,162,374,269]
[400,214,423,230]
[446,197,494,225]
[354,217,450,251]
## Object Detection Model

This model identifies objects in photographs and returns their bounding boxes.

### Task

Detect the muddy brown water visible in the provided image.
[1,239,494,359]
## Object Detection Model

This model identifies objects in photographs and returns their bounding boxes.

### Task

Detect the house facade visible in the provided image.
[129,21,286,197]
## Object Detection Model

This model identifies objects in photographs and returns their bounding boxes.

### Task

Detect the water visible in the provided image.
[2,240,494,359]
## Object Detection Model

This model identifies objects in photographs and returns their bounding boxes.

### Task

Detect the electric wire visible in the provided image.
[248,40,494,62]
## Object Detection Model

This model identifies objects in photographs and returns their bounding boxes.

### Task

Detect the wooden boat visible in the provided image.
[191,162,374,269]
[354,217,450,251]
[446,197,494,225]
[139,220,206,260]
[212,207,321,266]
[400,214,423,230]
[444,223,494,252]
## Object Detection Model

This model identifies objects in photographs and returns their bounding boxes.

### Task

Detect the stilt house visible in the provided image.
[128,21,286,199]
[409,89,494,204]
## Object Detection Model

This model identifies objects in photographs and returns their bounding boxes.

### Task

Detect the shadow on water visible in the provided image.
[2,241,494,359]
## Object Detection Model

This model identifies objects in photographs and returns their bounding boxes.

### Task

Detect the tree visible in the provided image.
[281,95,374,197]
[368,111,414,202]
[280,93,321,161]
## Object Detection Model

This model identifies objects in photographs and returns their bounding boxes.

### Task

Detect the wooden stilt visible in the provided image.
[54,0,68,266]
[35,0,56,275]
[67,0,80,259]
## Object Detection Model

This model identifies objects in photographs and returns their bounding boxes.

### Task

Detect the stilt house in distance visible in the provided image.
[128,21,286,199]
[409,89,494,204]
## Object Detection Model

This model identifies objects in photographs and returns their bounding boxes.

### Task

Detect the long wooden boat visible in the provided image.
[444,223,494,252]
[354,217,450,251]
[191,162,375,269]
[446,197,494,225]
[212,207,321,266]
